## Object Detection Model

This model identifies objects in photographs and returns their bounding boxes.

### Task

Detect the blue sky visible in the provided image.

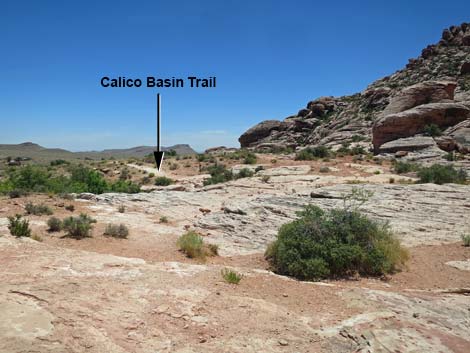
[1,0,469,152]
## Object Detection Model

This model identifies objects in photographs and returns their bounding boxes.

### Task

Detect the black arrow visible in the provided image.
[153,93,165,171]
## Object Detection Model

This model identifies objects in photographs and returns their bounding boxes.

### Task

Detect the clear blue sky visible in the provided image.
[1,0,469,152]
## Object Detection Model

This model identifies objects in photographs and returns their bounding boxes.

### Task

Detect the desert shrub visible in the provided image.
[461,234,470,247]
[65,204,75,212]
[62,213,96,239]
[319,166,330,173]
[148,173,155,178]
[237,168,254,178]
[203,165,233,185]
[295,146,330,160]
[31,234,43,242]
[166,149,177,157]
[118,205,126,213]
[8,190,26,198]
[423,124,442,137]
[417,164,467,185]
[119,168,130,181]
[177,231,204,258]
[265,193,408,280]
[350,146,366,155]
[110,180,141,193]
[169,163,179,170]
[351,134,366,142]
[8,165,50,192]
[47,217,62,232]
[104,223,129,239]
[207,243,219,256]
[261,175,271,183]
[445,152,456,161]
[25,202,53,216]
[159,216,168,223]
[221,268,242,284]
[155,176,174,186]
[271,159,277,164]
[243,152,257,165]
[393,161,419,174]
[70,165,108,194]
[50,159,69,166]
[197,154,208,162]
[8,214,32,237]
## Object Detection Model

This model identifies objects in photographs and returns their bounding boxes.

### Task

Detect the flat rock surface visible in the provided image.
[1,162,469,352]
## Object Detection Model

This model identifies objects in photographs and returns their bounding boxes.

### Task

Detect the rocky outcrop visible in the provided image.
[372,102,470,151]
[239,23,470,156]
[381,81,456,116]
[377,136,436,153]
[239,120,287,148]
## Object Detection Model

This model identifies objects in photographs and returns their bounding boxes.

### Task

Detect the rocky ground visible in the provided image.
[1,157,469,352]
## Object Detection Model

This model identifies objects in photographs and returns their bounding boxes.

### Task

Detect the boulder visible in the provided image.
[381,81,457,116]
[372,102,470,152]
[378,136,436,153]
[363,87,391,108]
[451,127,470,153]
[460,62,470,75]
[435,136,457,152]
[239,120,287,148]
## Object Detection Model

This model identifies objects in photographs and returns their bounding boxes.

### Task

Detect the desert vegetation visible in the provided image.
[177,231,218,259]
[0,165,140,195]
[265,189,409,280]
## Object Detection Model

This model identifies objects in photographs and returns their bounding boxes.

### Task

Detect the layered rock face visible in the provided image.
[239,23,470,157]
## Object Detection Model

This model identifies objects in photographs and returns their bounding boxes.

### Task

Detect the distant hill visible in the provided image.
[0,142,196,163]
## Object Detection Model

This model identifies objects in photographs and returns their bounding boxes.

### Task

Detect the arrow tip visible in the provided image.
[153,151,165,171]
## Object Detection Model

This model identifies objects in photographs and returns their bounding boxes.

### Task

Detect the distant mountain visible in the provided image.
[97,144,196,157]
[0,142,196,163]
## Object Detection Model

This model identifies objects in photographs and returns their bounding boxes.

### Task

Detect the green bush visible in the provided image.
[221,268,242,284]
[295,146,330,160]
[154,176,174,186]
[423,124,442,137]
[0,165,140,195]
[47,217,62,232]
[62,213,96,239]
[25,202,53,216]
[203,165,233,185]
[461,233,470,247]
[265,203,408,281]
[70,166,108,194]
[417,164,467,185]
[104,223,129,239]
[50,159,69,166]
[243,152,257,165]
[159,216,168,223]
[110,180,141,193]
[65,204,75,212]
[197,154,208,162]
[8,214,32,237]
[177,231,204,258]
[393,161,419,174]
[237,168,254,178]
